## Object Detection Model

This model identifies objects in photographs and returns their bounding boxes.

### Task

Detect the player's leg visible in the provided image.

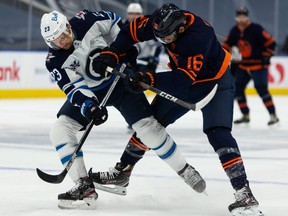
[91,95,189,191]
[251,68,279,125]
[202,70,263,215]
[120,95,190,169]
[234,68,252,124]
[114,77,217,174]
[50,100,97,209]
[90,81,205,193]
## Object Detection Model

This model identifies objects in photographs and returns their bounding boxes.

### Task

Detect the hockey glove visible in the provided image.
[119,46,138,68]
[81,100,108,126]
[92,47,119,78]
[124,71,155,94]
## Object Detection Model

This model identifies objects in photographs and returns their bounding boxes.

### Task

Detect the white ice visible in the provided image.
[0,96,287,216]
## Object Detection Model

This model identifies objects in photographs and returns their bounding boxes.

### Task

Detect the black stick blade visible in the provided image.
[36,168,67,184]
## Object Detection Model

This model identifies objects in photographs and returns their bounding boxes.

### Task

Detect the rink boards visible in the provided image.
[0,51,288,98]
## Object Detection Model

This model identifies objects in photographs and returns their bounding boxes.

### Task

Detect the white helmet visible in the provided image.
[40,11,70,49]
[127,3,143,14]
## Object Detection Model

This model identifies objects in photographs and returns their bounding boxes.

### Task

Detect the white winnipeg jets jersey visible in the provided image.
[45,10,121,107]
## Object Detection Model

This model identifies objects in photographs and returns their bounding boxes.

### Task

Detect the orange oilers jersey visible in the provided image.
[111,11,231,90]
[223,22,276,71]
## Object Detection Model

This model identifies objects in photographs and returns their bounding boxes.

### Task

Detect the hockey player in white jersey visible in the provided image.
[40,10,206,209]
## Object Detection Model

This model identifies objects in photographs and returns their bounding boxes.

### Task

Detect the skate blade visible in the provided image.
[58,197,97,210]
[93,182,127,196]
[268,121,280,127]
[231,205,264,216]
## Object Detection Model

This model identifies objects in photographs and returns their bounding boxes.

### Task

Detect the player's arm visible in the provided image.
[111,15,156,52]
[89,11,122,47]
[256,25,276,64]
[92,15,155,77]
[47,64,95,106]
[126,19,224,94]
[47,63,107,125]
[222,28,237,52]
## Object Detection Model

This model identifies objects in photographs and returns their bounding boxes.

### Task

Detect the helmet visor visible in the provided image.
[45,28,71,50]
[154,30,177,44]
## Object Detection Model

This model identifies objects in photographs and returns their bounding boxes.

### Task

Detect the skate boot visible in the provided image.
[89,162,134,195]
[268,114,279,126]
[177,163,206,193]
[58,177,98,209]
[228,184,264,216]
[234,114,250,124]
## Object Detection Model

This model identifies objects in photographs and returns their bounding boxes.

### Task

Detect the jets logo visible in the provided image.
[75,11,86,20]
[69,60,80,70]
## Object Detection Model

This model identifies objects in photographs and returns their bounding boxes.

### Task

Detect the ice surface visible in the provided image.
[0,96,287,216]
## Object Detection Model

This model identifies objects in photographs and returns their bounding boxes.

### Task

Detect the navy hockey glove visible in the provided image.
[92,47,119,78]
[81,100,108,126]
[124,71,155,94]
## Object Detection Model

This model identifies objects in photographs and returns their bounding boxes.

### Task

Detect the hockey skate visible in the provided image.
[229,184,264,216]
[268,114,279,126]
[234,114,250,124]
[89,162,134,195]
[58,177,98,210]
[177,163,206,193]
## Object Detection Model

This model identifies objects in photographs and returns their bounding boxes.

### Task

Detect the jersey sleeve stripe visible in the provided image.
[188,69,197,77]
[177,67,196,81]
[130,19,140,43]
[67,85,90,102]
[111,14,121,27]
[62,77,84,92]
[194,48,231,84]
[184,13,195,27]
[264,37,275,47]
[129,21,135,41]
[133,19,140,42]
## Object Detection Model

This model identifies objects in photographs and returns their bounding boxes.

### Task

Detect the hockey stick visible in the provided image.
[110,68,218,111]
[36,64,126,184]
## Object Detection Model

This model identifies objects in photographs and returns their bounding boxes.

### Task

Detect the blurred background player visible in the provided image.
[123,3,163,131]
[223,7,279,126]
[89,3,263,216]
[41,9,206,209]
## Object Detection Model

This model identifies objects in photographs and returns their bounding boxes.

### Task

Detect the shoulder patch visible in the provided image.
[75,11,86,20]
[46,52,55,62]
[68,59,81,70]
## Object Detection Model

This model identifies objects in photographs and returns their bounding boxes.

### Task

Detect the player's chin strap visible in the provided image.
[36,63,126,184]
[108,65,218,111]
